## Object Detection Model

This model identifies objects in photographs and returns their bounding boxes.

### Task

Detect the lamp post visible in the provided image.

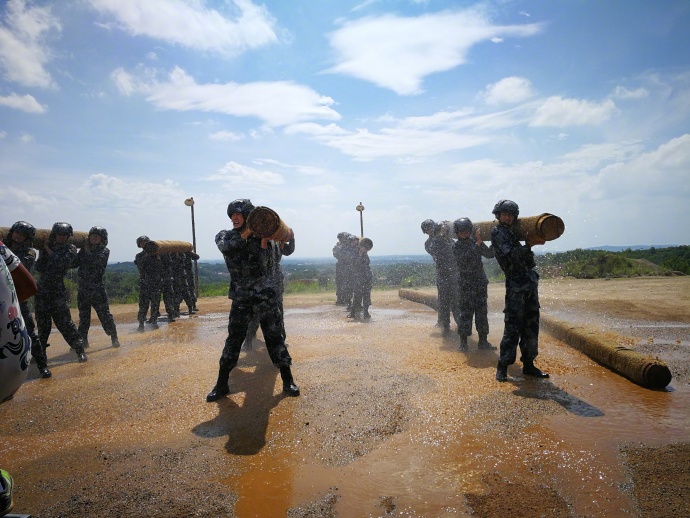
[356,202,365,237]
[184,197,199,298]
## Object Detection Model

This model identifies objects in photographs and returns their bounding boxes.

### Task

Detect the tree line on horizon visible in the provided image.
[52,245,688,306]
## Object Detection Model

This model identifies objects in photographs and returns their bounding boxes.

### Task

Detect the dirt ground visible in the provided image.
[1,276,689,517]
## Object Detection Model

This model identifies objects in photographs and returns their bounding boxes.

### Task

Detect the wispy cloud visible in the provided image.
[0,92,46,112]
[325,8,543,95]
[205,160,285,187]
[0,0,61,88]
[531,96,618,126]
[87,0,278,56]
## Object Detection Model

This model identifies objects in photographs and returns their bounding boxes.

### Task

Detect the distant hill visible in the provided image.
[585,245,679,252]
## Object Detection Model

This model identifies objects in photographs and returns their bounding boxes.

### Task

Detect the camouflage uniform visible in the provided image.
[34,230,86,360]
[160,253,177,321]
[425,227,461,332]
[491,222,540,367]
[74,241,118,346]
[216,228,292,369]
[244,236,294,348]
[135,249,163,326]
[453,235,494,340]
[341,236,359,310]
[206,198,298,401]
[332,233,350,305]
[348,240,373,319]
[7,239,49,374]
[172,253,195,315]
[183,251,199,311]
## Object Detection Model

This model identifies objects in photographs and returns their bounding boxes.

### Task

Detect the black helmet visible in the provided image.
[89,226,108,245]
[454,218,473,234]
[359,237,373,251]
[9,221,36,240]
[421,219,435,233]
[51,222,73,237]
[227,199,255,220]
[492,199,519,218]
[136,235,150,248]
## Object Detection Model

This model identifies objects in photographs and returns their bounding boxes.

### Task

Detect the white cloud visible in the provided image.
[19,132,33,143]
[206,160,284,187]
[87,0,278,56]
[0,130,6,139]
[593,134,690,199]
[0,92,46,112]
[209,130,244,141]
[612,85,649,99]
[112,66,341,127]
[0,0,61,88]
[482,76,534,105]
[325,9,543,95]
[531,96,618,126]
[75,173,187,210]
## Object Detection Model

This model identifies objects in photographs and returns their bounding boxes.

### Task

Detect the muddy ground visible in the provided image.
[1,276,689,517]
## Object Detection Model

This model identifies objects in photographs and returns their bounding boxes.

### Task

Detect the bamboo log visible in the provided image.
[143,240,194,255]
[398,288,672,389]
[0,226,88,249]
[474,213,565,242]
[246,206,293,241]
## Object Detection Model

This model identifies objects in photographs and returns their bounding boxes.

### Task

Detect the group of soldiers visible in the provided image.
[4,221,120,379]
[332,232,374,320]
[423,200,549,382]
[134,236,199,331]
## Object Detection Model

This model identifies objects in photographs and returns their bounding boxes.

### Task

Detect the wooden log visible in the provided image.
[143,240,193,255]
[0,226,88,249]
[246,206,293,241]
[398,288,672,389]
[474,213,565,242]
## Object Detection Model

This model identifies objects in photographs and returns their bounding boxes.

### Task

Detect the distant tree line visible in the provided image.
[48,246,689,306]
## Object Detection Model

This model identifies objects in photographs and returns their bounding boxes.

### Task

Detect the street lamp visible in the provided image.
[184,197,199,298]
[356,202,365,237]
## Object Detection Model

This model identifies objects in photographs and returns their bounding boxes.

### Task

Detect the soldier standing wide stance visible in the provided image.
[34,222,87,363]
[206,198,299,402]
[74,226,120,348]
[6,221,51,378]
[490,200,549,382]
[134,236,162,331]
[453,218,496,351]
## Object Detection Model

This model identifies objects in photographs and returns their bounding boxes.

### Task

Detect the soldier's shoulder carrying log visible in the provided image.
[475,213,565,242]
[0,226,89,249]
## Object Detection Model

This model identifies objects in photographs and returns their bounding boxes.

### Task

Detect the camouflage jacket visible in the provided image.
[35,243,78,295]
[216,229,274,302]
[491,223,538,291]
[74,245,109,287]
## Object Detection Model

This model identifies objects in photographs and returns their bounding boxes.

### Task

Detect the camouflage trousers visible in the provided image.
[20,300,48,369]
[436,275,460,329]
[458,284,489,337]
[78,286,117,338]
[498,285,540,366]
[138,284,161,324]
[35,291,84,351]
[220,298,292,370]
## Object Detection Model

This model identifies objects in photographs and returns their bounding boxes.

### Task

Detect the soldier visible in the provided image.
[342,234,359,311]
[6,221,51,378]
[453,218,495,351]
[34,222,87,363]
[491,200,549,382]
[347,237,373,320]
[134,236,162,331]
[74,226,120,348]
[160,252,177,322]
[206,199,299,402]
[243,230,294,349]
[332,232,350,305]
[182,251,199,313]
[424,220,461,335]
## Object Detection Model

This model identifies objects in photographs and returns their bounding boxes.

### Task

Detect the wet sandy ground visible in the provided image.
[1,277,689,517]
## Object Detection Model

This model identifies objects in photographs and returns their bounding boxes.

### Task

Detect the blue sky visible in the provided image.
[2,0,689,262]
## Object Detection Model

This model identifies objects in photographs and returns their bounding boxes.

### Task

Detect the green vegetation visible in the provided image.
[49,245,688,306]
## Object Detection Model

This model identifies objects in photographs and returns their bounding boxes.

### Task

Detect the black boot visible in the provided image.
[111,334,121,348]
[206,362,232,402]
[362,307,371,320]
[39,367,52,379]
[495,362,508,382]
[459,335,468,351]
[137,322,145,333]
[478,335,496,350]
[523,361,549,378]
[279,365,300,397]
